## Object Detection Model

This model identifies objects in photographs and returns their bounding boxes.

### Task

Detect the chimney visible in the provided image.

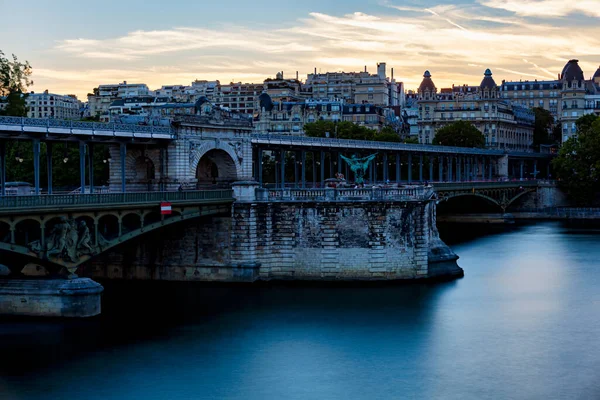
[281,71,284,79]
[391,68,394,80]
[314,67,317,74]
[296,71,299,80]
[364,65,367,73]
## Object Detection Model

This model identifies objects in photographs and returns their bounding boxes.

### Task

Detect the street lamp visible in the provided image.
[63,143,69,164]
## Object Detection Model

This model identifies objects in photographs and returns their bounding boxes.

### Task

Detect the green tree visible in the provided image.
[432,121,485,148]
[403,137,419,144]
[0,50,32,117]
[552,114,600,205]
[532,107,555,149]
[304,121,402,142]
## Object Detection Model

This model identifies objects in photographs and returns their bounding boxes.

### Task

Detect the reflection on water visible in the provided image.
[2,222,600,400]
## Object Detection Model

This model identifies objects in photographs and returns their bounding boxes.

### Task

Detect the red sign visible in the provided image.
[160,202,172,215]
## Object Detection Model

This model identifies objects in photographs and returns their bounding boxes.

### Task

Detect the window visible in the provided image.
[368,94,373,100]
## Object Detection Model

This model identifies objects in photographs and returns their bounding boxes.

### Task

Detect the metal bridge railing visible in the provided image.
[0,116,176,138]
[0,190,233,209]
[263,187,434,202]
[433,180,542,191]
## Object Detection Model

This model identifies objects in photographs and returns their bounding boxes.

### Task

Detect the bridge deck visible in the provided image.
[0,190,233,213]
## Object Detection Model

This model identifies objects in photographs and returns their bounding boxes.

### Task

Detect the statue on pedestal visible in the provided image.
[340,153,378,185]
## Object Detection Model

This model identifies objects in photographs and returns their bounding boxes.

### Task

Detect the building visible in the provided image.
[26,90,81,119]
[253,93,394,135]
[108,96,196,125]
[88,82,151,119]
[501,60,600,142]
[416,69,534,152]
[305,63,403,107]
[212,82,265,116]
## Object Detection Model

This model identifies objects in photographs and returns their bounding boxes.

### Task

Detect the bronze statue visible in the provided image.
[340,153,378,185]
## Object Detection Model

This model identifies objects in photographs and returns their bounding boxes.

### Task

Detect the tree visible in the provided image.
[532,107,555,149]
[304,121,401,142]
[432,121,485,148]
[552,114,600,205]
[0,50,32,117]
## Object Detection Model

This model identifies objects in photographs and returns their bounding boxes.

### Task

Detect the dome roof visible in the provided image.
[258,92,274,112]
[418,70,436,92]
[593,66,600,79]
[480,68,497,89]
[561,59,584,82]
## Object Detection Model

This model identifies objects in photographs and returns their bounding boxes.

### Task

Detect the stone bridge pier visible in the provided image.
[90,183,463,284]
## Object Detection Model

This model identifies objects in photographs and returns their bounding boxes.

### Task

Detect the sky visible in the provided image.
[2,0,600,99]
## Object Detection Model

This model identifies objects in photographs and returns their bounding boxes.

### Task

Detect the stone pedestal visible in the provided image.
[232,181,259,202]
[0,278,103,318]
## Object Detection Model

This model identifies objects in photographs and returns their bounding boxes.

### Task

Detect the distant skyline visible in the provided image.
[3,0,600,99]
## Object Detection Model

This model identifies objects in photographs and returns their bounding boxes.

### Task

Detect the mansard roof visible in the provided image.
[480,69,497,89]
[418,70,436,92]
[560,59,584,82]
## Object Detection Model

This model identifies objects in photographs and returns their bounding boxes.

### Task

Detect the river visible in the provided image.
[1,222,600,399]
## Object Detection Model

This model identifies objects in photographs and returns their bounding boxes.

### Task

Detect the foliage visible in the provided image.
[303,120,401,142]
[403,137,419,144]
[532,107,556,149]
[5,141,110,189]
[0,51,32,117]
[432,121,485,148]
[552,114,600,205]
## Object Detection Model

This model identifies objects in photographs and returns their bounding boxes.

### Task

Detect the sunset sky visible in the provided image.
[3,0,600,99]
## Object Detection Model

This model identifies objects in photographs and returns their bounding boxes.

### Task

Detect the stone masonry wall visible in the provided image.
[87,200,462,282]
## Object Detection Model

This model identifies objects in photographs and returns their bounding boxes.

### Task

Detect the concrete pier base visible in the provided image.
[0,278,103,318]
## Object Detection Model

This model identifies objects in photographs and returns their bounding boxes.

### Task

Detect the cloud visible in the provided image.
[479,0,600,18]
[35,3,600,98]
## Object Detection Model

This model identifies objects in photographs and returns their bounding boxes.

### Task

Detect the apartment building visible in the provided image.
[254,93,393,135]
[88,81,151,119]
[26,90,81,119]
[417,69,534,152]
[501,60,600,142]
[305,63,403,107]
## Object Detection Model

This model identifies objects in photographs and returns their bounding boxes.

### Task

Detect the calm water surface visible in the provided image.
[2,222,600,400]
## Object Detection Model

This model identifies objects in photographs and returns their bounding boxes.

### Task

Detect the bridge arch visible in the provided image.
[194,148,239,187]
[190,142,241,186]
[437,193,504,213]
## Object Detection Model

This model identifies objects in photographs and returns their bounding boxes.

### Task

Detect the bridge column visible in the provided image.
[312,151,316,187]
[79,142,86,194]
[520,160,524,180]
[88,144,95,194]
[395,153,401,184]
[489,157,493,180]
[429,156,434,182]
[294,151,300,188]
[481,157,486,181]
[383,153,388,182]
[320,151,325,187]
[120,143,127,192]
[534,160,538,179]
[280,149,286,189]
[33,139,41,195]
[46,143,53,195]
[457,157,462,182]
[301,151,306,189]
[419,154,423,182]
[438,155,444,182]
[369,156,374,184]
[257,148,263,186]
[448,156,453,182]
[337,152,342,174]
[408,153,413,184]
[466,157,471,181]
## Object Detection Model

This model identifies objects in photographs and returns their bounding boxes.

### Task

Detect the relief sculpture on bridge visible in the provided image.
[29,218,98,265]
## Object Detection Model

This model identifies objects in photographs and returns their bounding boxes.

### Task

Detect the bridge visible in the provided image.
[0,116,552,196]
[0,190,232,276]
[0,114,561,318]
